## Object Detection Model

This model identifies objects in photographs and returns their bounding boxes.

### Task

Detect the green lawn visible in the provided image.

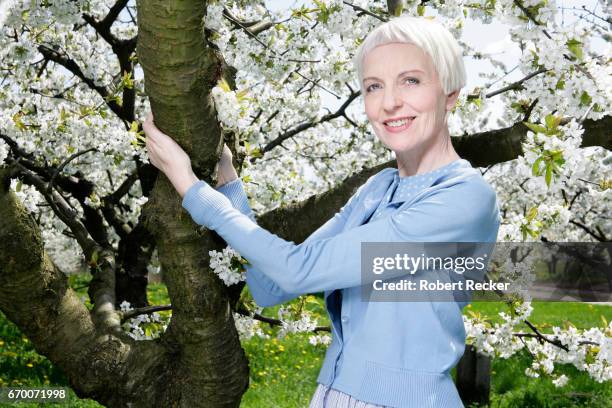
[1,276,610,407]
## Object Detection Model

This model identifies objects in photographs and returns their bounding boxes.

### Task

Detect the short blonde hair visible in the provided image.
[353,16,466,95]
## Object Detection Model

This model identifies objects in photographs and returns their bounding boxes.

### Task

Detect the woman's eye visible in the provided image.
[404,77,419,85]
[365,83,381,93]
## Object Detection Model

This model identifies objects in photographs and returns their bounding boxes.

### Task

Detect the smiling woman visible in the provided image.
[362,42,461,175]
[355,16,466,179]
[144,15,500,408]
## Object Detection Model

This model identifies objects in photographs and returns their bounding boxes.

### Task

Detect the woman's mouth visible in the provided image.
[382,117,415,133]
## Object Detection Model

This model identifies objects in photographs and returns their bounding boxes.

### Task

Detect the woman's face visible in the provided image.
[362,42,458,155]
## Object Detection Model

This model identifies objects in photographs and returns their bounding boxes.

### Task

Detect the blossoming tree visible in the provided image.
[0,0,609,406]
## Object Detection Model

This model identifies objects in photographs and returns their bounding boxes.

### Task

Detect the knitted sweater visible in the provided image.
[184,159,501,407]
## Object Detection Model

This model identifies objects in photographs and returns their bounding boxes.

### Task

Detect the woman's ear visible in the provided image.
[445,89,460,111]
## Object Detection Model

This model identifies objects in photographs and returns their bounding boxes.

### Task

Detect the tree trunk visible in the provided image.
[115,217,155,308]
[0,175,170,407]
[456,345,491,407]
[136,0,250,406]
[1,1,251,405]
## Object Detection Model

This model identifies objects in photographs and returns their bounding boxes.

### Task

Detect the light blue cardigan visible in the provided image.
[183,160,501,407]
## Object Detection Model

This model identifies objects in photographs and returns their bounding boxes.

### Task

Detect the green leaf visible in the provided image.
[236,88,249,101]
[566,39,583,60]
[250,148,262,158]
[526,206,538,222]
[544,114,558,130]
[12,112,26,131]
[545,163,553,186]
[305,295,319,304]
[579,91,592,107]
[598,179,611,191]
[520,225,530,241]
[532,157,544,176]
[511,101,529,113]
[121,71,134,90]
[550,149,564,162]
[523,121,547,134]
[313,0,332,23]
[218,77,231,92]
[129,121,139,133]
[555,79,565,90]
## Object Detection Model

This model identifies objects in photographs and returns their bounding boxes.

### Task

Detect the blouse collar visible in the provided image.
[390,159,469,203]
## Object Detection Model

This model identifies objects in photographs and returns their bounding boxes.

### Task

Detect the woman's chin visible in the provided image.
[381,139,420,154]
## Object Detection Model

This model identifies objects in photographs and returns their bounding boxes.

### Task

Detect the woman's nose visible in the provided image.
[382,86,403,112]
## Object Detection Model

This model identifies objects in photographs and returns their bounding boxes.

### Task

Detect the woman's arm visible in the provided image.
[182,177,500,294]
[212,143,368,306]
[143,112,499,295]
[216,176,366,307]
[142,112,368,305]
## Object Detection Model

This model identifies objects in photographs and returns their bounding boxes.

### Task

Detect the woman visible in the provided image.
[144,16,500,408]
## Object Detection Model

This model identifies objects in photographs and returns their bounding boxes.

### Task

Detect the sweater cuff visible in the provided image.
[182,180,232,227]
[215,178,252,217]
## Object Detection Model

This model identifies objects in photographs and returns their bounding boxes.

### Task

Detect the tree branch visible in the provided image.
[482,67,548,98]
[261,90,361,155]
[37,44,124,120]
[235,307,330,333]
[121,304,172,323]
[81,0,137,123]
[5,160,122,332]
[570,219,608,242]
[255,115,610,244]
[0,173,168,405]
[342,1,388,22]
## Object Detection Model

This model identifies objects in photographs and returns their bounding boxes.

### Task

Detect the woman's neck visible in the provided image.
[395,131,460,177]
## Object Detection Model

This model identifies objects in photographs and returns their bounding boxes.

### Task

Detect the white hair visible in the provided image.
[353,16,466,95]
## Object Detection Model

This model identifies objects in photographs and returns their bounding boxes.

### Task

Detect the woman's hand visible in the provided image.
[143,112,199,197]
[216,143,239,188]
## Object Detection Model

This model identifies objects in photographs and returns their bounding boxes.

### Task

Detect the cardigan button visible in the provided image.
[341,315,349,323]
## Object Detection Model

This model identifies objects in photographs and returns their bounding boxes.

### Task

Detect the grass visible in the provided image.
[1,276,610,407]
[486,353,611,408]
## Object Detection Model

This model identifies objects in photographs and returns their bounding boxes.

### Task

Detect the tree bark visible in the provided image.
[3,1,250,406]
[0,171,170,407]
[456,345,491,406]
[136,0,249,406]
